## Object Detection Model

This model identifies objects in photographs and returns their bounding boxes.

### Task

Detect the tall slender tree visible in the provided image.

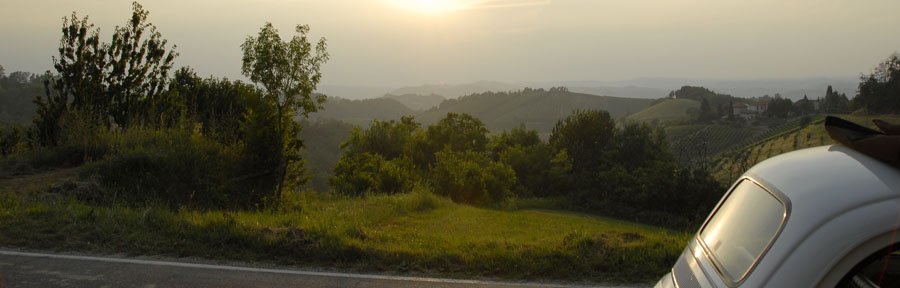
[241,22,329,198]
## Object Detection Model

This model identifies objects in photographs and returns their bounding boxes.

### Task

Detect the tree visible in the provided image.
[549,109,616,174]
[416,113,489,168]
[853,53,900,113]
[36,2,178,145]
[765,97,794,118]
[699,97,714,122]
[104,2,177,127]
[822,85,850,113]
[241,22,329,198]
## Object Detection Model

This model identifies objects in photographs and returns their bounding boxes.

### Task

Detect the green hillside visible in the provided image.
[713,114,900,183]
[383,93,445,111]
[310,97,416,126]
[627,99,699,123]
[418,88,654,132]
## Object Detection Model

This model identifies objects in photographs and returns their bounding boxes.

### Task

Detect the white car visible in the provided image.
[655,143,900,287]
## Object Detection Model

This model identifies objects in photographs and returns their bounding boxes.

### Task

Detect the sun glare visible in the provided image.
[390,0,472,15]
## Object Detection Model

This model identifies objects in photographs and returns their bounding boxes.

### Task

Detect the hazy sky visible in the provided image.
[2,0,899,86]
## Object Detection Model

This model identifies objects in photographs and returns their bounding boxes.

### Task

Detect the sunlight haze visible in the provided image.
[2,0,899,87]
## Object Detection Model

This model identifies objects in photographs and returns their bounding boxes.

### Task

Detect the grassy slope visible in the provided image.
[713,114,900,183]
[627,99,699,123]
[0,172,688,283]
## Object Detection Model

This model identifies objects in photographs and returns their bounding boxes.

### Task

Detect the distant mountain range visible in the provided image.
[317,77,859,101]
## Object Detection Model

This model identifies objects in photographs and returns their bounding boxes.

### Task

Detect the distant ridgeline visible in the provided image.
[311,87,655,133]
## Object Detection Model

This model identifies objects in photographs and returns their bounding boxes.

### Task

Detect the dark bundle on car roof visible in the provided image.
[826,116,900,166]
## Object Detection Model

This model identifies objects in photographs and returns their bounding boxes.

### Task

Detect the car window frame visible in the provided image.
[696,177,792,287]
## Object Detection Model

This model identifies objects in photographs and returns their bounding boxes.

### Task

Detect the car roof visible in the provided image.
[744,144,900,222]
[735,144,900,287]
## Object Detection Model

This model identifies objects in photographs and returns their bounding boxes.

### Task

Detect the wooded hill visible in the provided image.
[310,88,655,133]
[383,93,445,111]
[417,88,654,132]
[309,97,416,126]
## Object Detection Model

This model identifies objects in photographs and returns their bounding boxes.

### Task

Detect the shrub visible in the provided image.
[331,153,417,196]
[86,126,242,208]
[431,149,515,206]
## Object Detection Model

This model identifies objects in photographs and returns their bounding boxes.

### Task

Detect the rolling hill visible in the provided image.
[627,99,699,123]
[416,88,654,132]
[389,81,527,99]
[383,93,445,111]
[308,97,416,126]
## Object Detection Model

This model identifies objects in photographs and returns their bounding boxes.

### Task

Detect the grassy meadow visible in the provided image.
[0,172,688,283]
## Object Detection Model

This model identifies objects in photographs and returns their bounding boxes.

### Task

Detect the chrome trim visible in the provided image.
[695,176,792,287]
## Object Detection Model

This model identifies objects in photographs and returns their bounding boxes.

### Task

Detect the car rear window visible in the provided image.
[700,179,787,285]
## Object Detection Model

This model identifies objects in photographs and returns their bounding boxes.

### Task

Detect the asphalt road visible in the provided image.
[0,250,639,288]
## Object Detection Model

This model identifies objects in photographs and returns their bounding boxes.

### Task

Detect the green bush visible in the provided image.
[86,126,242,208]
[331,152,417,196]
[431,149,515,206]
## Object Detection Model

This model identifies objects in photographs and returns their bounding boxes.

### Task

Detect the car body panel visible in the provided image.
[657,145,900,287]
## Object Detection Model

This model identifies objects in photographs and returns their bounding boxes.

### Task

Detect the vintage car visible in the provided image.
[655,118,900,288]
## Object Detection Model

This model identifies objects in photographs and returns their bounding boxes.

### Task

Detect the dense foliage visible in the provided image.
[5,2,329,209]
[853,53,900,113]
[333,110,724,227]
[332,114,518,206]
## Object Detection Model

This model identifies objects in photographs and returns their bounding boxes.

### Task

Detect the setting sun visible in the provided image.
[389,0,472,14]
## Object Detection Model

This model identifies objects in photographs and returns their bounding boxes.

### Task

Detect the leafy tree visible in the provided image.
[853,53,900,113]
[613,122,673,171]
[549,109,616,174]
[698,98,715,122]
[165,67,261,143]
[36,2,177,144]
[341,116,420,160]
[415,112,489,168]
[104,2,177,127]
[488,126,541,158]
[331,117,421,195]
[241,22,329,197]
[822,85,850,113]
[427,113,489,152]
[765,97,794,118]
[497,143,571,197]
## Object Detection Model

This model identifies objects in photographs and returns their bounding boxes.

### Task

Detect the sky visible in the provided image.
[2,0,900,87]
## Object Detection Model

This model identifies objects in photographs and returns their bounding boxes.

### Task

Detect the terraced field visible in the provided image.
[667,116,819,163]
[712,114,900,183]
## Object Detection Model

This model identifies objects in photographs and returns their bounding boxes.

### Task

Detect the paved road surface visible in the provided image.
[0,250,639,288]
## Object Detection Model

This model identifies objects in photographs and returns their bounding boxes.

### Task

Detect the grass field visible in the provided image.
[0,170,689,284]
